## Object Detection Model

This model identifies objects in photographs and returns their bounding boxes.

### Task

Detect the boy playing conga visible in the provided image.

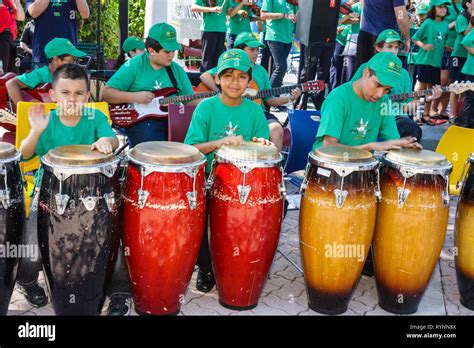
[17,63,118,308]
[184,48,271,292]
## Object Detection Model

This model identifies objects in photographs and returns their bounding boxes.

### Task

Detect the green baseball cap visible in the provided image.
[429,0,450,7]
[366,52,403,88]
[416,2,430,14]
[148,22,181,51]
[44,38,87,59]
[122,36,145,53]
[217,49,252,75]
[234,32,265,49]
[376,29,403,44]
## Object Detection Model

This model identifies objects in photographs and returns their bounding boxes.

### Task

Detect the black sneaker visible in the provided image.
[17,282,48,308]
[196,269,215,293]
[107,294,132,316]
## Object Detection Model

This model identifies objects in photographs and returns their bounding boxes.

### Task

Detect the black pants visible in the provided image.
[396,116,423,141]
[0,30,18,74]
[456,91,474,129]
[297,43,334,108]
[200,31,226,73]
[17,193,42,286]
[356,30,378,69]
[106,243,131,297]
[329,42,345,91]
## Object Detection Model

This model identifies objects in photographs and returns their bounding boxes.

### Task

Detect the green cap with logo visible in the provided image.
[44,38,87,59]
[375,29,403,44]
[122,36,145,53]
[217,49,252,75]
[148,22,181,51]
[416,2,430,14]
[366,52,403,88]
[429,0,450,7]
[234,32,265,49]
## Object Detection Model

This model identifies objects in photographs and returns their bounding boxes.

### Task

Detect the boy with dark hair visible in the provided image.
[17,63,118,309]
[7,37,87,107]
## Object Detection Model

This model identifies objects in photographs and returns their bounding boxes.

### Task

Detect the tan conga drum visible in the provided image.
[373,148,452,314]
[454,153,474,310]
[299,145,379,314]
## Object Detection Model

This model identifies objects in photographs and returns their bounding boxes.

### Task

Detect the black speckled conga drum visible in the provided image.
[38,145,121,315]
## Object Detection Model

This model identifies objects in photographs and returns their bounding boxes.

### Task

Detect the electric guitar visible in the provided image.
[109,80,325,128]
[389,81,474,101]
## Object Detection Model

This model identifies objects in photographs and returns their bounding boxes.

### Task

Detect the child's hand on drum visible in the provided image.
[219,135,244,147]
[252,137,274,146]
[372,137,422,151]
[28,103,50,133]
[91,138,114,154]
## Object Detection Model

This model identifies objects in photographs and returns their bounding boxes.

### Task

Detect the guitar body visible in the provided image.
[19,83,53,106]
[109,88,177,128]
[196,80,262,105]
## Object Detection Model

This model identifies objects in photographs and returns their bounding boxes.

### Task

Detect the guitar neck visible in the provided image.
[390,86,451,101]
[160,90,218,105]
[251,84,304,100]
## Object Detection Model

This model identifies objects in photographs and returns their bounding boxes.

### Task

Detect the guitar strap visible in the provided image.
[165,65,180,93]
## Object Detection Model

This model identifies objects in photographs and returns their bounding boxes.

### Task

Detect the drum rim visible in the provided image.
[41,156,120,177]
[127,154,207,173]
[214,152,284,168]
[0,151,21,164]
[382,154,453,175]
[308,152,379,171]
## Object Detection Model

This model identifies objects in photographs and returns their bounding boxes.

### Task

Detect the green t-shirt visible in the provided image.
[207,63,273,111]
[452,14,470,58]
[412,18,449,68]
[336,24,351,46]
[107,53,194,97]
[408,26,420,65]
[184,95,270,172]
[312,82,400,150]
[17,66,52,88]
[262,0,297,44]
[228,0,252,35]
[349,2,362,36]
[195,0,229,33]
[461,29,474,76]
[351,63,413,117]
[444,3,463,48]
[36,107,117,159]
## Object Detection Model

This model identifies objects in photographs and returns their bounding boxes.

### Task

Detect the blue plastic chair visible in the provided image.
[283,109,320,188]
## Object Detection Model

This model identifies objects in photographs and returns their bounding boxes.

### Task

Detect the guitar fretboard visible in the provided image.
[160,90,218,105]
[389,86,451,101]
[251,84,305,100]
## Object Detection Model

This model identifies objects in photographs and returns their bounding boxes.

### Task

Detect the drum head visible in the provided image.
[217,141,280,161]
[128,141,203,165]
[44,145,115,166]
[0,142,17,160]
[386,148,450,167]
[313,145,374,163]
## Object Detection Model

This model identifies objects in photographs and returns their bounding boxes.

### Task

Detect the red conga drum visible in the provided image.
[123,142,207,315]
[373,149,452,314]
[208,142,285,310]
[454,153,474,310]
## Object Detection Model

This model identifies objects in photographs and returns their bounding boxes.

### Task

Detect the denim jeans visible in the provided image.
[329,42,345,91]
[227,34,237,49]
[31,61,47,70]
[267,40,292,88]
[123,119,168,147]
[260,39,272,73]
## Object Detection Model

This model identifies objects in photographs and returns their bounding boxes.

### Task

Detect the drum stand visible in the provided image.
[277,248,303,274]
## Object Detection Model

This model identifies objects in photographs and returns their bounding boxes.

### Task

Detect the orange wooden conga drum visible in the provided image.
[123,142,207,315]
[209,142,285,310]
[454,153,474,310]
[373,149,452,314]
[299,146,379,315]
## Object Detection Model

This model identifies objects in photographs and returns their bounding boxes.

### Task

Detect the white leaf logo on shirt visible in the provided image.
[225,121,238,136]
[351,118,369,140]
[154,80,163,90]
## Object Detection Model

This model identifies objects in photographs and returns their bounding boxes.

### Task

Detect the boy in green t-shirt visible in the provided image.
[227,0,260,49]
[199,32,301,150]
[114,36,146,70]
[457,25,474,127]
[16,63,118,310]
[6,37,87,108]
[102,22,197,147]
[184,49,271,293]
[313,52,422,152]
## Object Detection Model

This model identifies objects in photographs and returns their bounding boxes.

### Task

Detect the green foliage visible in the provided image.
[78,0,146,59]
